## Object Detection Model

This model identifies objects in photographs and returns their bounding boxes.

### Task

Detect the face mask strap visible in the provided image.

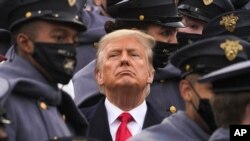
[186,79,202,111]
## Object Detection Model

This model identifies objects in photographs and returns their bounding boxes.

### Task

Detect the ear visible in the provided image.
[179,79,193,102]
[93,0,102,6]
[95,69,104,85]
[16,33,34,54]
[147,68,154,84]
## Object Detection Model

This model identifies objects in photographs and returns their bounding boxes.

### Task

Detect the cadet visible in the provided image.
[199,60,250,141]
[73,0,185,117]
[129,35,250,141]
[177,0,238,45]
[74,0,114,72]
[0,0,88,140]
[203,9,250,42]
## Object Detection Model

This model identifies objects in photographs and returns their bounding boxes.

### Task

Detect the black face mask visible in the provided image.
[177,32,203,48]
[197,99,217,132]
[32,42,77,84]
[188,81,217,133]
[153,41,179,69]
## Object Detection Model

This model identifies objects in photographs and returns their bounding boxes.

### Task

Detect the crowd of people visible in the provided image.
[0,0,250,141]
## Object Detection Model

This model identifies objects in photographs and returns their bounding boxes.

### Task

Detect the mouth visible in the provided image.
[116,70,135,76]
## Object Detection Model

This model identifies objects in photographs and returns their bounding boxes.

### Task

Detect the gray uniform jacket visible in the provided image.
[209,128,229,141]
[129,111,210,141]
[73,60,184,117]
[0,55,88,141]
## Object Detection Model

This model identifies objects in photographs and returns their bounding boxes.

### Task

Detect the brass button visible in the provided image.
[160,80,165,83]
[62,114,66,121]
[40,102,47,110]
[169,105,177,113]
[139,15,144,21]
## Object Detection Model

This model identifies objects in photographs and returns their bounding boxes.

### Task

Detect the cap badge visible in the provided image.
[220,14,239,32]
[68,0,76,7]
[203,0,213,5]
[25,11,32,18]
[139,15,144,21]
[220,40,243,61]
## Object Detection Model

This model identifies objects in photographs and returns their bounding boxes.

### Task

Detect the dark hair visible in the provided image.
[211,92,250,127]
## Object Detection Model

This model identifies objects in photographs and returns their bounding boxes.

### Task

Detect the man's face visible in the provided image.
[92,0,108,16]
[178,15,206,34]
[147,24,177,43]
[184,74,213,107]
[31,21,78,44]
[96,36,154,92]
[190,80,213,106]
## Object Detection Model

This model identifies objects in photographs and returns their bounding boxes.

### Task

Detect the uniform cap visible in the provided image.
[199,60,250,93]
[203,9,250,42]
[178,0,235,22]
[107,0,123,7]
[4,0,86,31]
[170,35,250,77]
[107,0,184,28]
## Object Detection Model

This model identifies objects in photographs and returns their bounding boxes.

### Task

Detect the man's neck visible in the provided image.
[105,88,147,111]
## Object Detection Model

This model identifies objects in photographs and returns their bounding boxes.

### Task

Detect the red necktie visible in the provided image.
[115,112,133,141]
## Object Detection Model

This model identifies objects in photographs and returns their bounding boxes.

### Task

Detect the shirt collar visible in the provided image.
[105,98,147,128]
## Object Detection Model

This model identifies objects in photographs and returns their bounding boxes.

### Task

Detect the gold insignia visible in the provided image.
[40,102,47,110]
[220,14,239,32]
[139,15,144,21]
[68,0,76,7]
[203,0,213,5]
[169,106,177,113]
[185,64,190,71]
[220,40,243,61]
[25,11,32,18]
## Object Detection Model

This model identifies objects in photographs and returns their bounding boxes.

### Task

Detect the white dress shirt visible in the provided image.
[105,98,147,141]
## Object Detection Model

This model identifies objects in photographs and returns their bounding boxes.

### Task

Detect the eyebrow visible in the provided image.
[51,27,77,35]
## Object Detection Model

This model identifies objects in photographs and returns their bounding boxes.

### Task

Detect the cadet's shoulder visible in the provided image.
[0,77,10,98]
[209,128,229,141]
[129,120,172,141]
[73,60,96,79]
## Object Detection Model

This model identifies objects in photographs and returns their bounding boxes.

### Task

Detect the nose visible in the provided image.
[168,32,178,44]
[120,52,130,66]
